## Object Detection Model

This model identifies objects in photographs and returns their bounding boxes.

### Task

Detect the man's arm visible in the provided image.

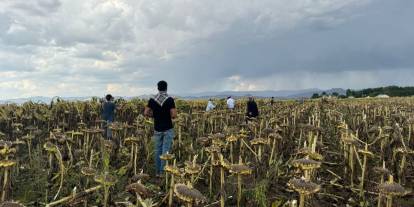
[247,102,251,114]
[144,106,153,117]
[170,108,177,119]
[170,98,177,119]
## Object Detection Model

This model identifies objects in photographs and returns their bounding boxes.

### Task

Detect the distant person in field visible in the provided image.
[144,80,177,176]
[101,94,116,139]
[246,96,259,120]
[206,99,215,112]
[270,97,275,106]
[226,96,235,110]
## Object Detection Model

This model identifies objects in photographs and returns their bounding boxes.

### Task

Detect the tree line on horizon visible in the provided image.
[311,86,414,99]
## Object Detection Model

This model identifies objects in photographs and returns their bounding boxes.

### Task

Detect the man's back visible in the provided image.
[102,101,115,121]
[147,97,175,132]
[206,101,215,111]
[227,98,235,109]
[247,100,259,117]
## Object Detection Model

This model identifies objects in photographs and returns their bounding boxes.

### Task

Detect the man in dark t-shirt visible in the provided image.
[101,94,116,139]
[144,80,177,176]
[246,96,259,121]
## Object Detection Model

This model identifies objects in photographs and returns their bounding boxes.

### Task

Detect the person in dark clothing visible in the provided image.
[270,97,275,106]
[144,80,177,176]
[246,96,259,120]
[101,94,116,139]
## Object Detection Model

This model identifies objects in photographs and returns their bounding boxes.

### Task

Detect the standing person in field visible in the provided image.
[144,80,177,176]
[101,94,116,139]
[226,96,235,110]
[246,96,259,121]
[270,97,275,106]
[206,99,215,112]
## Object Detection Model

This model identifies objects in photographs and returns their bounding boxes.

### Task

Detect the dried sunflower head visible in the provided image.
[288,178,320,196]
[174,183,207,204]
[159,153,175,161]
[126,182,152,198]
[229,164,252,175]
[292,158,321,170]
[81,167,96,177]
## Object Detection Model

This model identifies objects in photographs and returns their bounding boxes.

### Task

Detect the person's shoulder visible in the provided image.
[167,96,175,102]
[147,98,155,106]
[168,97,176,105]
[148,97,154,101]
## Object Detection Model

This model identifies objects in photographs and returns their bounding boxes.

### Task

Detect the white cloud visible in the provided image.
[0,0,412,99]
[0,79,38,98]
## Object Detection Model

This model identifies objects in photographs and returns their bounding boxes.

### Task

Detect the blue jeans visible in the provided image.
[153,128,175,174]
[105,120,112,139]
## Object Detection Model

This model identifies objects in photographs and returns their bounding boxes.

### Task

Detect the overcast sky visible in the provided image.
[0,0,413,98]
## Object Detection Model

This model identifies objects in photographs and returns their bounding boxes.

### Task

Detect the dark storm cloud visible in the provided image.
[158,0,414,93]
[0,0,413,98]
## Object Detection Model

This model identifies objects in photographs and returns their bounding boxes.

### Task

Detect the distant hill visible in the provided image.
[346,86,414,98]
[180,88,346,99]
[0,88,347,104]
[0,96,93,104]
[5,86,414,104]
[285,88,346,99]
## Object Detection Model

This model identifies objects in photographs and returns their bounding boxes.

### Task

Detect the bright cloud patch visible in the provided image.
[0,0,413,98]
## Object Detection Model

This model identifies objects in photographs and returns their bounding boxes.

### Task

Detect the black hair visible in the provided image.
[157,80,168,91]
[105,94,112,101]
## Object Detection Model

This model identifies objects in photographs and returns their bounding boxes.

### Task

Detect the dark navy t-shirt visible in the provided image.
[102,101,116,122]
[247,101,259,118]
[147,97,175,132]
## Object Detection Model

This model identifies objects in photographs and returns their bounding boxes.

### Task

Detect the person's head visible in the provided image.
[249,96,254,102]
[157,80,168,92]
[105,94,113,101]
[227,96,231,99]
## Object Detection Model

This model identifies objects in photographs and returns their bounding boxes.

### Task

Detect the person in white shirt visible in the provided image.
[226,96,235,109]
[206,99,216,112]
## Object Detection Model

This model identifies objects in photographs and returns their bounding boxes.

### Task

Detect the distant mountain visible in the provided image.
[346,86,414,98]
[286,88,346,99]
[0,96,52,104]
[0,88,347,104]
[181,88,346,99]
[0,96,93,104]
